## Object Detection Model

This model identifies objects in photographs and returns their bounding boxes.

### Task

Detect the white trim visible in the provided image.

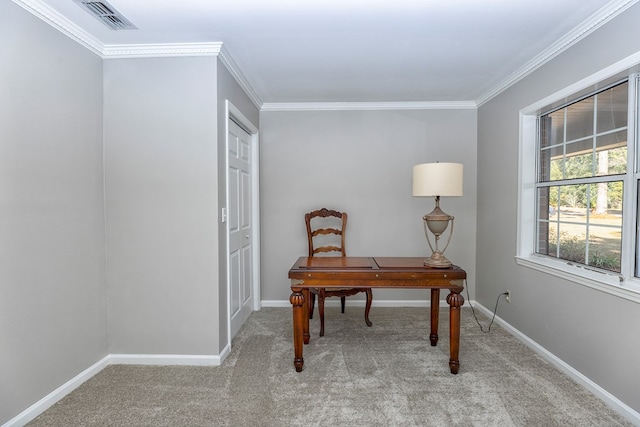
[101,42,222,58]
[107,352,227,366]
[11,1,262,110]
[516,112,538,258]
[1,356,110,427]
[14,0,640,109]
[474,302,640,426]
[1,350,230,427]
[7,305,638,426]
[515,256,640,303]
[520,51,640,115]
[219,46,263,109]
[224,100,261,350]
[101,44,263,109]
[11,0,103,56]
[261,101,477,112]
[476,0,640,106]
[622,74,640,280]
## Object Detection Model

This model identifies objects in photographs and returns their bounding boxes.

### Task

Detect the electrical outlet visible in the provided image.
[505,290,511,303]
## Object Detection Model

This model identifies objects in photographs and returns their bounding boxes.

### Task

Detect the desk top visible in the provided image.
[294,257,374,269]
[289,257,466,283]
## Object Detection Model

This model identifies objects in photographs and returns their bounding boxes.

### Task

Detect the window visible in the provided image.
[536,82,628,273]
[517,71,640,301]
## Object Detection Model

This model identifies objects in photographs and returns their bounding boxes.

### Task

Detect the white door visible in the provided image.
[228,118,254,338]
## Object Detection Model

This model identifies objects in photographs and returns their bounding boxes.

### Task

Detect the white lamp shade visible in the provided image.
[412,162,463,197]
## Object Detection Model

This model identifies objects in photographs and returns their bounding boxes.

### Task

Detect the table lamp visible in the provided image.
[412,162,463,268]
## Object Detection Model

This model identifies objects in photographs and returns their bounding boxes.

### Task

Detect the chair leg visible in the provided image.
[340,296,346,313]
[309,292,316,319]
[318,289,325,337]
[364,288,373,327]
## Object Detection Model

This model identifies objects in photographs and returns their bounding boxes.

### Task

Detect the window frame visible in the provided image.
[517,65,640,303]
[535,80,628,274]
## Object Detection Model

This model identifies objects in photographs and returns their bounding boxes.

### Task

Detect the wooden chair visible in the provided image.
[305,208,373,336]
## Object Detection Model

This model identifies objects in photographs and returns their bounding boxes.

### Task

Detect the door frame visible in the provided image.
[225,100,261,345]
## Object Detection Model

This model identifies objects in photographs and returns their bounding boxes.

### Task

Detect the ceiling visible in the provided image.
[20,0,636,107]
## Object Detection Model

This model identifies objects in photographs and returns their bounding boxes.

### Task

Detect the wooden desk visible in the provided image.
[288,257,466,374]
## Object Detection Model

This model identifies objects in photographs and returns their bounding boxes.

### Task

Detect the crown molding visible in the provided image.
[476,0,640,106]
[14,0,640,111]
[261,101,477,111]
[101,42,263,109]
[12,0,262,108]
[219,45,263,109]
[12,0,103,56]
[101,42,222,58]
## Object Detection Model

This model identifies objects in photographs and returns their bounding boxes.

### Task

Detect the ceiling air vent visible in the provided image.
[74,0,137,30]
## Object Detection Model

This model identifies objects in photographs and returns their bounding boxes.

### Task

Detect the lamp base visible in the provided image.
[423,251,452,268]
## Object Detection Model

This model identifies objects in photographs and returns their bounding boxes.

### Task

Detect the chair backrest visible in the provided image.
[305,208,347,257]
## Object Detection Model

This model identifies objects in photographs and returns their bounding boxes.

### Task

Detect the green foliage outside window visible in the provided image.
[548,147,626,210]
[548,229,621,272]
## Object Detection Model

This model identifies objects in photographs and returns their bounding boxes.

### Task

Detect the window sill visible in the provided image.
[515,255,640,304]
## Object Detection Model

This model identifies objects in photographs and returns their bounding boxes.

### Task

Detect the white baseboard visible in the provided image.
[473,302,640,426]
[10,303,637,427]
[2,356,110,427]
[2,302,442,426]
[2,349,230,427]
[107,350,228,366]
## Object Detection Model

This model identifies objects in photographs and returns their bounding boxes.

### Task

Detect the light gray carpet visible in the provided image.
[28,307,630,426]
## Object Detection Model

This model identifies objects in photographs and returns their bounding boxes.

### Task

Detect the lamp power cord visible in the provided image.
[464,279,508,333]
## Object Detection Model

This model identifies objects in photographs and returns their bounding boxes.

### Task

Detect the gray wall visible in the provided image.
[0,1,106,423]
[104,56,221,355]
[102,55,259,357]
[259,109,477,303]
[476,2,640,413]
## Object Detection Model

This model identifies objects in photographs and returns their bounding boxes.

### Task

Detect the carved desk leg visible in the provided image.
[302,288,310,345]
[290,288,305,372]
[430,289,440,346]
[446,289,465,374]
